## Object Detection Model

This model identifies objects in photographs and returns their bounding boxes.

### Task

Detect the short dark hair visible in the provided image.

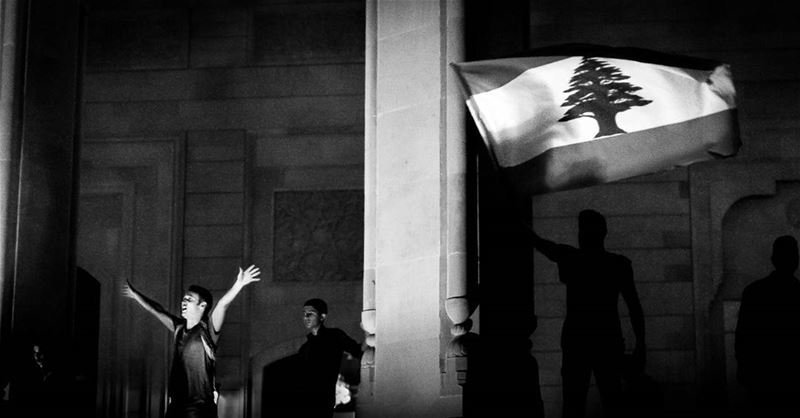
[188,285,213,318]
[579,209,607,237]
[303,298,328,315]
[772,235,799,272]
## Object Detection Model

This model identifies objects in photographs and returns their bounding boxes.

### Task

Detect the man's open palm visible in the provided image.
[238,264,261,286]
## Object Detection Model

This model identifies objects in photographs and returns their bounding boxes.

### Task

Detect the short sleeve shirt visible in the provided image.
[169,320,219,407]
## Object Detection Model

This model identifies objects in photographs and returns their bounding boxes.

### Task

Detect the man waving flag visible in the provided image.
[451,44,740,195]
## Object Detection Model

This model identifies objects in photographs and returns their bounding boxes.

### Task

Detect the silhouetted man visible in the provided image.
[736,235,800,417]
[123,265,261,418]
[297,298,362,418]
[526,210,645,418]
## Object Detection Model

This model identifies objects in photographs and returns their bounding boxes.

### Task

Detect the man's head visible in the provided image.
[32,344,45,368]
[771,235,799,274]
[303,298,328,334]
[578,209,607,249]
[182,285,213,322]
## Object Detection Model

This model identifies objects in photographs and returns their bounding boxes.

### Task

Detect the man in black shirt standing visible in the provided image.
[736,235,800,417]
[297,298,362,418]
[526,210,645,418]
[123,265,261,418]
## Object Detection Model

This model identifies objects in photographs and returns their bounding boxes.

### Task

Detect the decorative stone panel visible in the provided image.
[273,190,364,282]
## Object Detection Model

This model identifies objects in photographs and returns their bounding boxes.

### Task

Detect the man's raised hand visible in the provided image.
[122,280,137,299]
[237,264,261,287]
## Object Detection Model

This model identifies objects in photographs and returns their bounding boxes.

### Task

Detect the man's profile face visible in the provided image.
[32,344,44,366]
[303,305,323,330]
[181,291,206,321]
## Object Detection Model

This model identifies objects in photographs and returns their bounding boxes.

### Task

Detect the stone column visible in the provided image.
[361,0,378,405]
[442,0,476,392]
[362,1,466,417]
[0,0,23,352]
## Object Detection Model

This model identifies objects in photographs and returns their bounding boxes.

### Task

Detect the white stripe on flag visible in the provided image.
[467,56,734,168]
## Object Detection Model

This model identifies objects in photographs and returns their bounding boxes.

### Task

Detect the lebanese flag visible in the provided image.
[451,44,740,195]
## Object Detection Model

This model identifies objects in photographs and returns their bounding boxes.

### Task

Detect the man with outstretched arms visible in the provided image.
[123,265,261,418]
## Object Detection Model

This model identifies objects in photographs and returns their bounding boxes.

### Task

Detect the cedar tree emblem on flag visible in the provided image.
[451,44,741,195]
[559,57,652,138]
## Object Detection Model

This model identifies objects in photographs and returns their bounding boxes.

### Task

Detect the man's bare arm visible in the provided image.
[122,281,178,331]
[210,265,261,334]
[521,223,562,262]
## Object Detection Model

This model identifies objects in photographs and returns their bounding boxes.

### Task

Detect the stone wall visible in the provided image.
[74,1,800,417]
[527,1,800,417]
[79,1,365,417]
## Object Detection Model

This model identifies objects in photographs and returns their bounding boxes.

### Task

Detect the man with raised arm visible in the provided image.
[526,210,645,418]
[123,265,261,418]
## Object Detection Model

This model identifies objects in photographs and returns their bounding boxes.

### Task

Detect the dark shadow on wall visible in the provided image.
[4,267,99,417]
[262,352,360,418]
[262,354,302,418]
[462,137,543,418]
[74,267,101,417]
[461,1,544,417]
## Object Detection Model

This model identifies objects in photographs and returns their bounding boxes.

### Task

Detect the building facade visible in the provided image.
[0,1,798,417]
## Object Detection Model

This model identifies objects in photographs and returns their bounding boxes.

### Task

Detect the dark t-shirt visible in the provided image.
[736,272,800,392]
[169,319,219,410]
[550,244,635,347]
[297,326,362,410]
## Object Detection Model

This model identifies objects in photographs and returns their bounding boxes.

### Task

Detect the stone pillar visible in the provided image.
[441,0,477,396]
[0,0,24,354]
[361,0,378,407]
[362,1,466,417]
